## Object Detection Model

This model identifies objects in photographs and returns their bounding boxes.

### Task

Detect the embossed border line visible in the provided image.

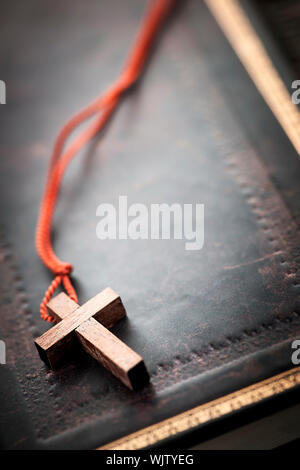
[205,0,300,157]
[98,366,300,449]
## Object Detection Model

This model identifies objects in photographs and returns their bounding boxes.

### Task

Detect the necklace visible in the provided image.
[34,0,175,390]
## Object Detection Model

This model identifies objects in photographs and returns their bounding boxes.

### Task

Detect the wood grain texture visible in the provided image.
[76,318,150,390]
[47,292,79,322]
[35,287,126,369]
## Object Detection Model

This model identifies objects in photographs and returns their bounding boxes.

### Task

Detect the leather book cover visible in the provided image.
[0,0,300,449]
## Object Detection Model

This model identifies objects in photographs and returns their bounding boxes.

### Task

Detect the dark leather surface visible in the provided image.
[253,0,300,78]
[0,0,300,449]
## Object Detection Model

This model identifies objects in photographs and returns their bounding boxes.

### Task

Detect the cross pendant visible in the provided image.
[34,288,150,390]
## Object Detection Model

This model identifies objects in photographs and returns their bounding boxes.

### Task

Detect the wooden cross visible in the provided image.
[34,287,149,390]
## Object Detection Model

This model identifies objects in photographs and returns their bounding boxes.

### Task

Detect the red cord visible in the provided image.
[36,0,176,322]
